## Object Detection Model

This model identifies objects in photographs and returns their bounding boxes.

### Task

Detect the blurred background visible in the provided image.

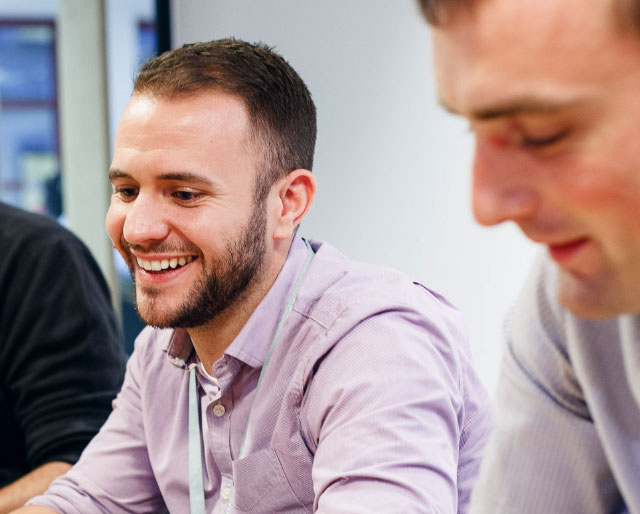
[0,0,537,393]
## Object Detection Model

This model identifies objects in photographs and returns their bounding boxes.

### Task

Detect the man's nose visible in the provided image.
[471,139,540,226]
[122,193,170,246]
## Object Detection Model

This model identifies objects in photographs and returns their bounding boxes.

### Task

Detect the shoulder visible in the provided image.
[295,240,468,359]
[298,239,464,333]
[294,243,490,459]
[506,254,628,416]
[293,240,475,399]
[0,202,77,248]
[509,253,625,358]
[0,203,97,277]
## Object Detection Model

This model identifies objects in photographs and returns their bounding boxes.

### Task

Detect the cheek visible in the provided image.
[562,162,640,212]
[551,158,640,239]
[559,118,640,207]
[540,147,615,208]
[105,203,125,246]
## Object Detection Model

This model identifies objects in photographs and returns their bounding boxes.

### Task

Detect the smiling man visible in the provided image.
[18,39,490,513]
[418,0,640,511]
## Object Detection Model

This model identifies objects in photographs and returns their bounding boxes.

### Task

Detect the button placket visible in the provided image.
[206,359,240,480]
[211,474,234,514]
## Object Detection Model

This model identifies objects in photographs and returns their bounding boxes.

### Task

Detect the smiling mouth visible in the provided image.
[547,238,589,264]
[135,255,197,273]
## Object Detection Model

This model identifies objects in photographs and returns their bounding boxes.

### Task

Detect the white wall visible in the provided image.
[171,0,538,393]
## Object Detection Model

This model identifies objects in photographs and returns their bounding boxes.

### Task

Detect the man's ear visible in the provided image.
[273,169,316,241]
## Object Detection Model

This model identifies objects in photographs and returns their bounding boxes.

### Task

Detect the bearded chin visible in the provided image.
[130,199,268,329]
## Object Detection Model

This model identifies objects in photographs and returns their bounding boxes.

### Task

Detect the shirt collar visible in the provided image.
[224,236,309,368]
[164,236,309,370]
[164,328,192,369]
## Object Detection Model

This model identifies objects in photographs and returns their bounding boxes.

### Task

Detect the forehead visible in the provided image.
[112,91,258,186]
[432,0,640,115]
[115,91,250,147]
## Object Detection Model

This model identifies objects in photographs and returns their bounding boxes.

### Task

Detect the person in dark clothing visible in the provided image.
[0,202,126,512]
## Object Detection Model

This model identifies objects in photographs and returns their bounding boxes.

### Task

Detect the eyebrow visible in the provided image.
[439,96,580,120]
[108,169,217,188]
[108,169,131,183]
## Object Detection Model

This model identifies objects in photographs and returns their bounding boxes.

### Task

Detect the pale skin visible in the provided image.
[9,94,315,513]
[106,92,316,372]
[181,165,316,371]
[432,0,640,318]
[0,462,70,513]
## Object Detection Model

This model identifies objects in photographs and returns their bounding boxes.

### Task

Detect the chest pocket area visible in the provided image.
[231,448,312,513]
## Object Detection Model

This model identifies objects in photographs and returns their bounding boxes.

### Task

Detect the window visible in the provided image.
[0,20,61,216]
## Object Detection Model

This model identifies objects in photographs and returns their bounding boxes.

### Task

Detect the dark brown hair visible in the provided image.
[134,38,316,199]
[417,0,640,32]
[417,0,465,25]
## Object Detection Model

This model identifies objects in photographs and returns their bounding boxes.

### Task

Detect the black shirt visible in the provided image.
[0,202,126,486]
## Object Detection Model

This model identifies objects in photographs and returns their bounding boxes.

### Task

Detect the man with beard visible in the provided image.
[418,0,640,511]
[21,39,490,514]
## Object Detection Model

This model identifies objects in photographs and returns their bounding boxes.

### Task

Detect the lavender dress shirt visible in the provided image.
[31,237,491,514]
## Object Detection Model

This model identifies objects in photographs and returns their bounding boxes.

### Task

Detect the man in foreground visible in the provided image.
[418,0,640,511]
[19,39,490,513]
[0,202,125,513]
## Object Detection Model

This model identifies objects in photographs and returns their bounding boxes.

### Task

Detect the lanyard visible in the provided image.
[188,240,315,514]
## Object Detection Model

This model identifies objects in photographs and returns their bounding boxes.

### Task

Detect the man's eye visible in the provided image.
[521,129,569,148]
[114,187,138,200]
[173,191,201,202]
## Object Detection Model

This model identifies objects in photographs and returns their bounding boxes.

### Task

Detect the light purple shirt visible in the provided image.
[31,237,491,513]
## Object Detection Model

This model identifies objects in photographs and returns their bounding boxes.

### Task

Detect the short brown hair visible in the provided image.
[417,0,465,25]
[134,38,317,199]
[417,0,640,32]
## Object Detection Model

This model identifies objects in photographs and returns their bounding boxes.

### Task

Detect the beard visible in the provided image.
[124,198,268,329]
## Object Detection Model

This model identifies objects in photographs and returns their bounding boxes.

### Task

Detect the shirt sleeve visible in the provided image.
[2,231,125,473]
[301,303,479,514]
[27,335,167,514]
[469,256,621,513]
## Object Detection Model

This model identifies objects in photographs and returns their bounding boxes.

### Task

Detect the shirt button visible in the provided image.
[221,486,232,500]
[212,404,226,417]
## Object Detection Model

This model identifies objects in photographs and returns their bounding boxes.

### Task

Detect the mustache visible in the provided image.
[120,238,200,255]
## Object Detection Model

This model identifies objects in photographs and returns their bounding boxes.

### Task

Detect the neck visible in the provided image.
[187,243,290,373]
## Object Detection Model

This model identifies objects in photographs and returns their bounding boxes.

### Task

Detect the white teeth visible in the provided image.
[136,257,153,271]
[136,255,194,272]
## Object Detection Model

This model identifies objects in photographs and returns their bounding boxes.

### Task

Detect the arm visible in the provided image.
[0,462,70,514]
[2,230,125,479]
[26,333,166,513]
[469,257,618,513]
[302,303,487,513]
